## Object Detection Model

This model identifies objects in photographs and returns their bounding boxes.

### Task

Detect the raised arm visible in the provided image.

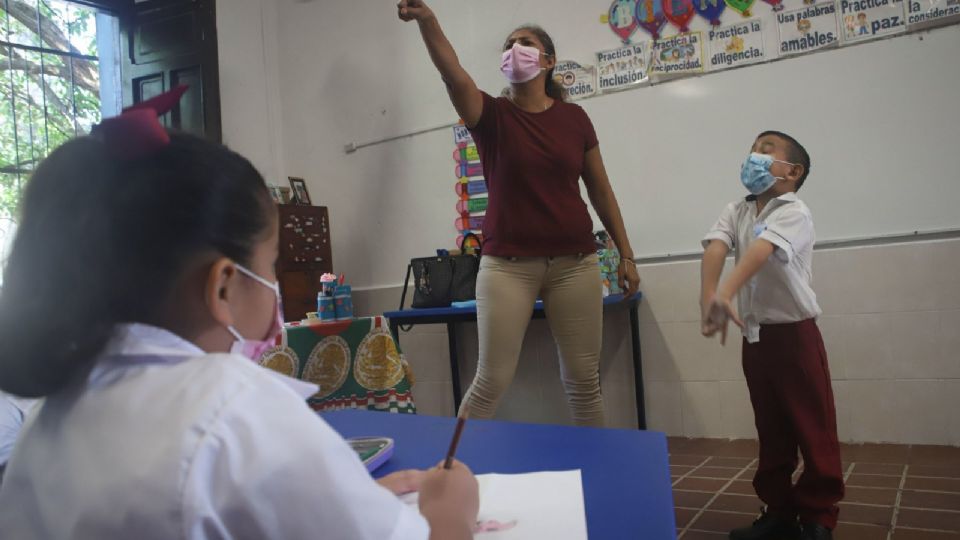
[398,1,484,127]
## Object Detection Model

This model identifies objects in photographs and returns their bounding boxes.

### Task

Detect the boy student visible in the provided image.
[700,131,844,540]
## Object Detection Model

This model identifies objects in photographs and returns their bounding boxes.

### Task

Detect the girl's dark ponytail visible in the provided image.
[0,133,271,397]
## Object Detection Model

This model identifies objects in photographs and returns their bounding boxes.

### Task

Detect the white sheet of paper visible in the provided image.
[400,469,588,539]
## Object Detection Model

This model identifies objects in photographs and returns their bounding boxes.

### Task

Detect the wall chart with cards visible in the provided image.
[590,0,958,89]
[384,0,960,259]
[452,123,486,251]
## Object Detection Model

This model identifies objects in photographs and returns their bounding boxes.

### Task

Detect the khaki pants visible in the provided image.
[458,254,605,427]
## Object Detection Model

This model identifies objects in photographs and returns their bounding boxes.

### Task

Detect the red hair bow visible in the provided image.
[91,85,189,160]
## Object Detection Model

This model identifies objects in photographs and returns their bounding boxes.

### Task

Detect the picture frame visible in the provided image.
[288,177,311,206]
[278,186,292,204]
[268,185,283,204]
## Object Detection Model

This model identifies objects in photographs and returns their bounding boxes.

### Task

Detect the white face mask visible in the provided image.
[227,263,282,361]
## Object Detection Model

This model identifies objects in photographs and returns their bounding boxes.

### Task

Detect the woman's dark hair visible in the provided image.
[0,133,272,397]
[506,24,567,102]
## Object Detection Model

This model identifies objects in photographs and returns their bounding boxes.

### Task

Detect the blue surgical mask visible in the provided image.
[740,152,795,195]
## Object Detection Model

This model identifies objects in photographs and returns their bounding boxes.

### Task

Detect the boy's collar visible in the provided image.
[745,191,799,203]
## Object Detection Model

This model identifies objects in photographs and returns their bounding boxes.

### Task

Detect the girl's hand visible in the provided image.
[377,469,425,495]
[418,460,480,531]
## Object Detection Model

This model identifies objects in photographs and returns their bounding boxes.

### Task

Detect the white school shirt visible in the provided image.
[702,192,821,343]
[0,394,38,466]
[0,323,429,540]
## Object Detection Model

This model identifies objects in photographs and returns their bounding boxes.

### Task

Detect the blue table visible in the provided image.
[323,409,676,539]
[384,293,646,428]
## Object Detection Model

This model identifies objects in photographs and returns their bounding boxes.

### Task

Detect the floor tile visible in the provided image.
[681,530,727,539]
[707,494,764,514]
[833,522,889,540]
[904,477,960,493]
[847,473,904,488]
[896,509,960,532]
[706,457,754,468]
[668,436,690,452]
[672,454,711,466]
[680,438,733,456]
[674,490,715,509]
[909,465,960,479]
[910,446,960,467]
[893,528,960,539]
[689,510,755,533]
[675,477,729,492]
[844,486,899,506]
[843,443,911,464]
[854,463,907,476]
[676,507,699,528]
[667,438,960,540]
[724,480,757,496]
[838,503,895,527]
[714,439,759,458]
[899,490,960,512]
[691,466,742,479]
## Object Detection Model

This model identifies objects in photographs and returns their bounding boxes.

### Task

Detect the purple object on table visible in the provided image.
[347,436,395,472]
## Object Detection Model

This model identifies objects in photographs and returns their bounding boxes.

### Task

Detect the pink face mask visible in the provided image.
[227,264,283,361]
[500,43,545,84]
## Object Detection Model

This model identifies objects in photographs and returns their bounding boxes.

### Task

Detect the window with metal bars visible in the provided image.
[1,0,120,277]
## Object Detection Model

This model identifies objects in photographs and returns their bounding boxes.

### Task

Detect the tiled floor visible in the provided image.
[669,438,960,539]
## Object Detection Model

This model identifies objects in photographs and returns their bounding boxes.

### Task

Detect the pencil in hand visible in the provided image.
[443,409,468,470]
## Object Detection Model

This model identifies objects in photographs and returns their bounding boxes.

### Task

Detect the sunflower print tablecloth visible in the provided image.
[258,316,416,414]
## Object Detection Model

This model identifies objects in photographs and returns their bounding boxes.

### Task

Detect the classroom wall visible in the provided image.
[216,0,286,185]
[215,1,960,445]
[637,238,960,445]
[262,0,960,278]
[352,237,960,446]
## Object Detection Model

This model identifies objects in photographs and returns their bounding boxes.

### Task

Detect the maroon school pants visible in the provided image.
[742,319,845,529]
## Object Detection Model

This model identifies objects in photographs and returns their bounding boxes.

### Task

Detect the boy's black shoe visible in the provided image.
[799,523,832,540]
[729,509,801,540]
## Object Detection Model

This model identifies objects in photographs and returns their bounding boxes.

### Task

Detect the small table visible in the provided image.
[384,293,646,429]
[259,316,416,413]
[323,409,676,539]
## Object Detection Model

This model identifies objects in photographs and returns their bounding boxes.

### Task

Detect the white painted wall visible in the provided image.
[351,238,960,446]
[217,0,286,186]
[636,238,960,445]
[216,1,960,445]
[266,0,960,277]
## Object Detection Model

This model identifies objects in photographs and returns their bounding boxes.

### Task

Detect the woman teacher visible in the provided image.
[399,1,639,426]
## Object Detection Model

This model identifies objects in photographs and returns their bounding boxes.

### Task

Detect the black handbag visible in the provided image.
[400,233,482,310]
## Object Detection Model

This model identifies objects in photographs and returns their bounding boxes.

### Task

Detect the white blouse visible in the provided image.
[0,324,429,539]
[0,393,37,467]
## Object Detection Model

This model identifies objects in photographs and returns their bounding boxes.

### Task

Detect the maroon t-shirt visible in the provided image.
[468,92,599,257]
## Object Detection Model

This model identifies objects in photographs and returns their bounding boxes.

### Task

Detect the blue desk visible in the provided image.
[323,410,676,539]
[384,293,646,428]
